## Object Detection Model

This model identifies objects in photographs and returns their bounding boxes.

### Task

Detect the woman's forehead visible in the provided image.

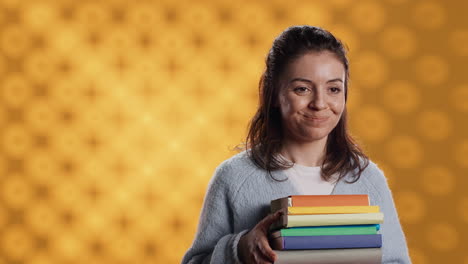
[281,51,346,82]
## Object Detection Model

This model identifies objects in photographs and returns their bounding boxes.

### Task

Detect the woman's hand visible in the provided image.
[237,211,283,264]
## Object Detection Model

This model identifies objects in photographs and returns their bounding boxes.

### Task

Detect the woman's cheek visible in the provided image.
[330,98,345,114]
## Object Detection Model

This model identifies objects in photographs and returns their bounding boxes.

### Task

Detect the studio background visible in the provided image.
[0,0,467,263]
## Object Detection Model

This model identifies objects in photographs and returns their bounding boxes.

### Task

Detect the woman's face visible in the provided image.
[277,51,346,144]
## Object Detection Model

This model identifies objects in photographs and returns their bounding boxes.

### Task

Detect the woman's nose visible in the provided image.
[308,92,327,110]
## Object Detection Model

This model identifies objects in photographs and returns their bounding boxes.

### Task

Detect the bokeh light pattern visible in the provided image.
[0,0,467,263]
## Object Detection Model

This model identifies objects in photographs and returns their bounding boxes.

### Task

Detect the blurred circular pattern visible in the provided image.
[414,55,449,85]
[459,196,468,223]
[455,139,468,168]
[0,204,7,229]
[380,26,416,59]
[329,24,360,52]
[24,101,58,133]
[0,1,465,263]
[0,54,5,77]
[451,84,468,112]
[25,205,64,239]
[0,24,31,57]
[24,153,58,182]
[351,51,388,88]
[2,74,33,107]
[2,124,33,157]
[382,80,420,114]
[0,154,6,178]
[394,190,426,224]
[22,2,58,31]
[1,225,35,262]
[386,0,408,4]
[1,174,33,209]
[409,247,428,264]
[295,2,331,27]
[349,1,386,34]
[350,105,392,141]
[127,3,165,30]
[76,3,111,29]
[23,51,58,82]
[412,1,446,29]
[426,222,458,251]
[421,166,454,195]
[386,136,424,168]
[346,84,362,111]
[417,110,452,141]
[328,0,353,8]
[450,29,468,56]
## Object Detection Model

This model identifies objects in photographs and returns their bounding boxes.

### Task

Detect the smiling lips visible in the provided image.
[304,115,329,120]
[303,115,329,123]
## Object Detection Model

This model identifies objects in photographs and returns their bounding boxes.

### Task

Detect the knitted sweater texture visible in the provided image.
[182,151,411,263]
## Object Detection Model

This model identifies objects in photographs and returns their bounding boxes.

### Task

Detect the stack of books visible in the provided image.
[269,195,383,264]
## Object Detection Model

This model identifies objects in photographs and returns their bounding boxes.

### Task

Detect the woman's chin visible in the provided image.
[298,130,330,142]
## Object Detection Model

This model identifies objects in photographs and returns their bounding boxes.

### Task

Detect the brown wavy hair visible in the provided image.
[242,25,369,183]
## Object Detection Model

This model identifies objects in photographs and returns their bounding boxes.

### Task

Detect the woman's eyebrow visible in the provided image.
[289,77,343,83]
[327,78,343,83]
[289,77,312,83]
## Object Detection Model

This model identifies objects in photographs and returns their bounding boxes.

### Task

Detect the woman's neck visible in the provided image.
[280,137,328,167]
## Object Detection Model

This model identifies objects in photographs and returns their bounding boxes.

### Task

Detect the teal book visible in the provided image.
[271,224,380,237]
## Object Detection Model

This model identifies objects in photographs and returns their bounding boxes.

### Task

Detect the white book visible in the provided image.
[274,248,382,264]
[274,213,384,229]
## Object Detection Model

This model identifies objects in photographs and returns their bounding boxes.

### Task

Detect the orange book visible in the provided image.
[271,195,370,213]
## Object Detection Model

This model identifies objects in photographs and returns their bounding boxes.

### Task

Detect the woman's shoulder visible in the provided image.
[215,150,259,176]
[353,159,391,195]
[342,157,386,181]
[361,159,387,183]
[209,150,265,190]
[338,159,389,190]
[335,159,392,205]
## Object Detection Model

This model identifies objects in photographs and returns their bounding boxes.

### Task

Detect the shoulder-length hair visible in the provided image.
[243,25,369,183]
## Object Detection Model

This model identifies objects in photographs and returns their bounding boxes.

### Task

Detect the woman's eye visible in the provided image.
[294,87,309,93]
[330,87,341,93]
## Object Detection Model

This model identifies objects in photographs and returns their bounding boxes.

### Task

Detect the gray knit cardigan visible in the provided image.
[182,151,411,263]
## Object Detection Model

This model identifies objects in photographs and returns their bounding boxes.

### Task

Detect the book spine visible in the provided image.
[287,213,384,227]
[276,234,382,250]
[273,248,382,264]
[288,205,380,215]
[291,195,370,207]
[278,225,378,236]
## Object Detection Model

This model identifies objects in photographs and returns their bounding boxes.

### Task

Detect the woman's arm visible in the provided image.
[181,162,248,264]
[370,164,412,264]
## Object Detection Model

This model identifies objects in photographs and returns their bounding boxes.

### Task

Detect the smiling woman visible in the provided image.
[182,25,411,264]
[277,51,346,161]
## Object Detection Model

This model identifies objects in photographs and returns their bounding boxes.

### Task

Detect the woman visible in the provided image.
[182,25,411,264]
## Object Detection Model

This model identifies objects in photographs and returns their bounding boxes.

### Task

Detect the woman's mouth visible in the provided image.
[303,115,329,124]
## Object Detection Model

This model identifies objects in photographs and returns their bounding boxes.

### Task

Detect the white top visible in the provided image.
[280,155,338,195]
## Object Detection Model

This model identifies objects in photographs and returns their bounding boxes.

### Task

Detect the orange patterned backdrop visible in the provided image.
[0,0,467,263]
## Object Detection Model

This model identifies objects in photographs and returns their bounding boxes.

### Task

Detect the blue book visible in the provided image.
[270,234,382,250]
[287,224,380,231]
